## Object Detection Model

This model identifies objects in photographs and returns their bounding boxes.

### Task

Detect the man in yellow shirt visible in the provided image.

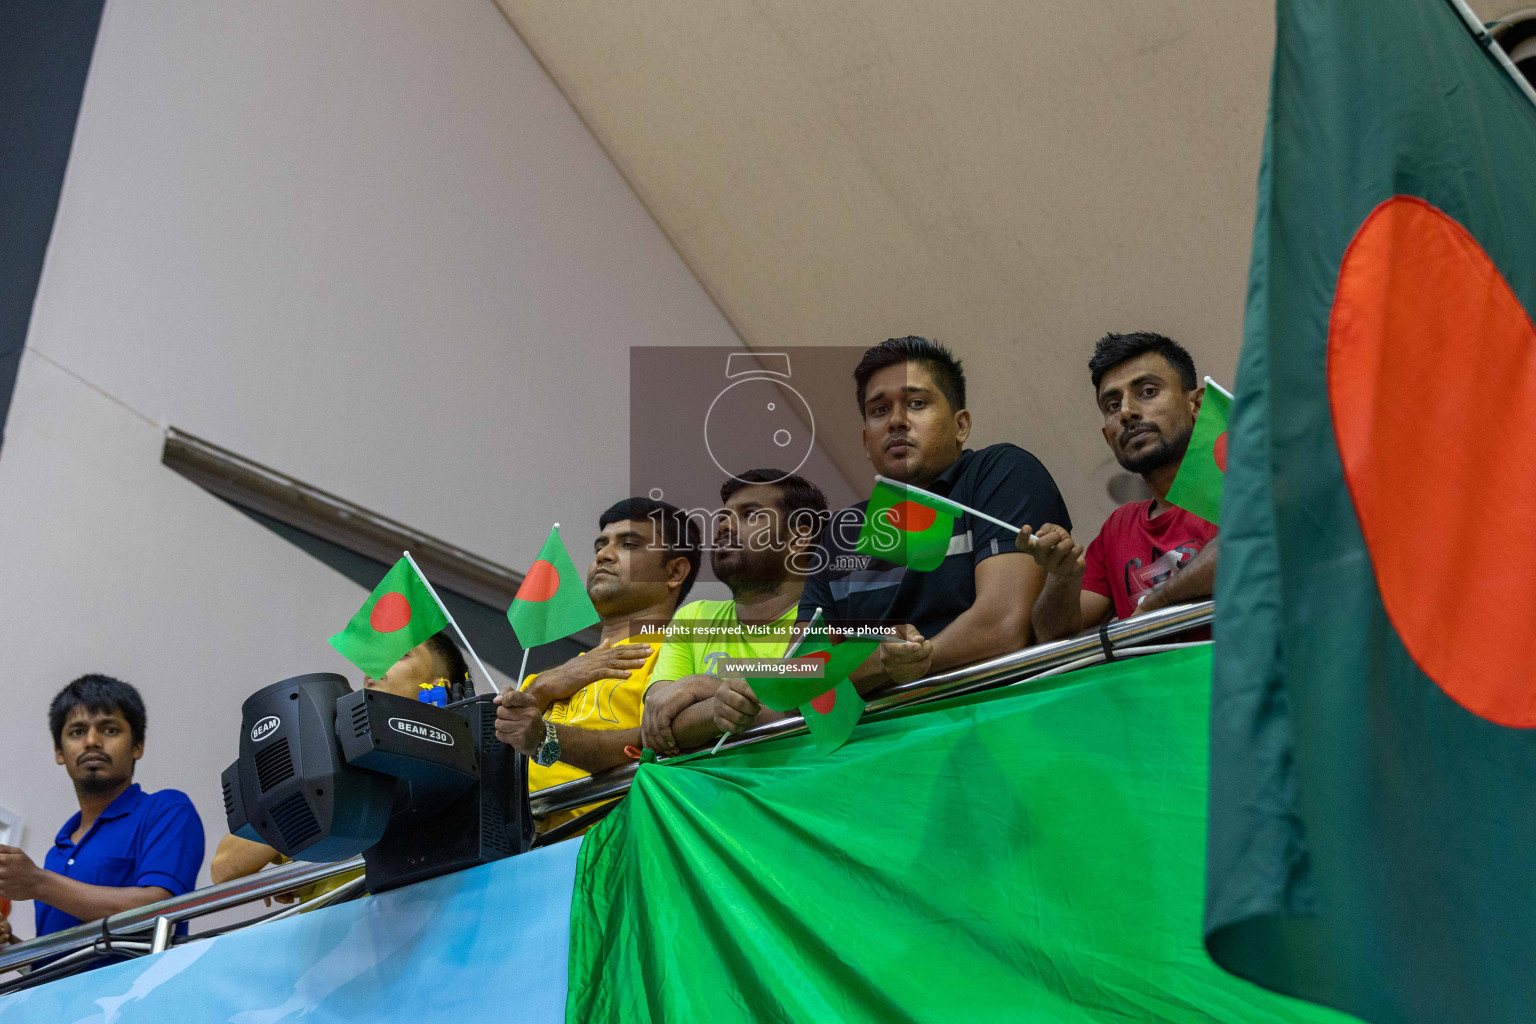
[494,499,702,817]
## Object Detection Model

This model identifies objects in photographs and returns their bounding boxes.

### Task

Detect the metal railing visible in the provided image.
[532,600,1212,816]
[0,856,366,981]
[0,600,1211,982]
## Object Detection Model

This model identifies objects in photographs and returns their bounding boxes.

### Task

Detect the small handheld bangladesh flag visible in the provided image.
[329,555,450,679]
[1164,377,1232,526]
[507,524,600,649]
[749,617,880,754]
[855,476,968,571]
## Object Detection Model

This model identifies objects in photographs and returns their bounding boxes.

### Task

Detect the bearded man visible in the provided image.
[1019,331,1220,641]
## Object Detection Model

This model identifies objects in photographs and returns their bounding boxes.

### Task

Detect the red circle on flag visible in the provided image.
[370,592,412,633]
[1212,431,1228,473]
[1328,195,1536,727]
[889,500,937,533]
[517,559,561,602]
[810,688,837,715]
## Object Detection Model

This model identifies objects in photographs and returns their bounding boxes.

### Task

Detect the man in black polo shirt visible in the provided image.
[801,336,1072,689]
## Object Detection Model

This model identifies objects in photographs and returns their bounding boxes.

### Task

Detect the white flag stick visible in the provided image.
[873,475,1039,545]
[402,550,496,695]
[1203,375,1234,400]
[785,607,823,660]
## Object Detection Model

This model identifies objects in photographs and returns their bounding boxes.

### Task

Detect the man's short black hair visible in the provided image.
[600,496,705,605]
[49,674,146,749]
[423,630,472,701]
[1089,331,1198,393]
[720,469,829,546]
[854,336,966,416]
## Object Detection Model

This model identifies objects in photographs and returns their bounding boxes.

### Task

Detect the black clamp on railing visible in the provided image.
[97,916,117,958]
[1098,621,1118,663]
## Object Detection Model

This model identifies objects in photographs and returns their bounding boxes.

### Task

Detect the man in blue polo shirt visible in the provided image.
[0,675,203,938]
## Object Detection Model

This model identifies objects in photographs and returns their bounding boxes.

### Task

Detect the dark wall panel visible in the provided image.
[0,0,105,448]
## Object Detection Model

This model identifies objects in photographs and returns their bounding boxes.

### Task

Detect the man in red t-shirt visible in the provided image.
[1017,331,1219,641]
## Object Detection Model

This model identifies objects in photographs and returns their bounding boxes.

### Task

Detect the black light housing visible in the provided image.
[222,673,533,893]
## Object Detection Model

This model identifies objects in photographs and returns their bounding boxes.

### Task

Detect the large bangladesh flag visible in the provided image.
[1206,2,1536,1022]
[507,525,600,650]
[569,649,1354,1023]
[855,476,963,571]
[329,555,449,679]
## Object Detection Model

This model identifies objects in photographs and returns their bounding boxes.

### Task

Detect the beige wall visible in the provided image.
[29,0,743,568]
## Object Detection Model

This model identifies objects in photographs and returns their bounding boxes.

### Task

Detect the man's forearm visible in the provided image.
[644,676,716,710]
[849,655,891,693]
[1162,538,1217,604]
[211,836,278,884]
[669,701,723,750]
[552,725,640,774]
[524,663,580,711]
[640,675,723,752]
[1141,539,1219,611]
[33,872,172,924]
[1031,571,1085,643]
[927,602,1031,675]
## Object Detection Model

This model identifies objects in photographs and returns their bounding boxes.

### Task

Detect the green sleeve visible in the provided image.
[648,636,695,695]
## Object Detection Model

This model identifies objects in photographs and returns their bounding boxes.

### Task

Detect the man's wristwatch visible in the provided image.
[533,721,561,767]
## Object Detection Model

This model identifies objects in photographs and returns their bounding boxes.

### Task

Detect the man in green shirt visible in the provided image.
[642,468,826,754]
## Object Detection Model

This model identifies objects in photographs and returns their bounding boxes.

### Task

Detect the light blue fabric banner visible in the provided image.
[0,839,581,1023]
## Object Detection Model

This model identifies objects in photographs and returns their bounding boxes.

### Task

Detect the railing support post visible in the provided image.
[150,916,174,955]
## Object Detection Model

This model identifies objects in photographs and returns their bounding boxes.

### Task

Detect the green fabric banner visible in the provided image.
[566,649,1355,1023]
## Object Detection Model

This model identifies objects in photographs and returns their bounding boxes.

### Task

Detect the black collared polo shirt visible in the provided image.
[799,443,1071,638]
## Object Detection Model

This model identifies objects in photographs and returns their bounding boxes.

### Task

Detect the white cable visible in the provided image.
[261,875,369,923]
[29,940,154,974]
[1112,641,1211,656]
[1021,653,1102,682]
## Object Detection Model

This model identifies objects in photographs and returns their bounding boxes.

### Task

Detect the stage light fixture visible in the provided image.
[222,673,534,893]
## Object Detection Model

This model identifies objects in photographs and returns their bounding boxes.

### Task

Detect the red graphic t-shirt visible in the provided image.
[1082,501,1218,620]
